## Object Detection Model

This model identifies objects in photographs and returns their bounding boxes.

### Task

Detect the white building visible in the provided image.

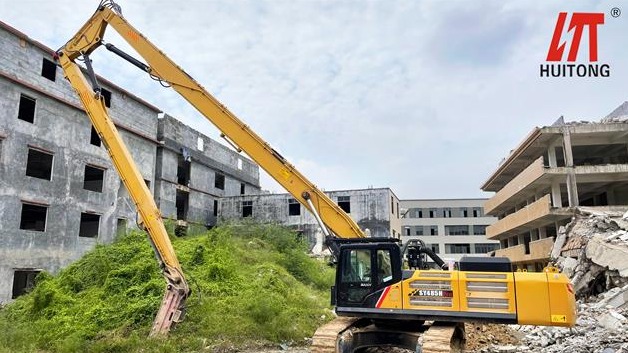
[400,199,498,263]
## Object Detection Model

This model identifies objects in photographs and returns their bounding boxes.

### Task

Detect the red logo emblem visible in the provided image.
[546,12,604,62]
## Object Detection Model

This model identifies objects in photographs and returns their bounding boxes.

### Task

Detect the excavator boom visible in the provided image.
[57,0,365,336]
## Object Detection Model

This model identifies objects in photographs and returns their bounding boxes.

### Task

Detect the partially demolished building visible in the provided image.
[481,104,628,271]
[0,21,259,302]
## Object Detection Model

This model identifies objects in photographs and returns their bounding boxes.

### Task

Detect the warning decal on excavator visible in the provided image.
[551,314,567,323]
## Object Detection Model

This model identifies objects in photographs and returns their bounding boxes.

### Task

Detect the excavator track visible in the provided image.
[311,317,361,353]
[311,319,465,353]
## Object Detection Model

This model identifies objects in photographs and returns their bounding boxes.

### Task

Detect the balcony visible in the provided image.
[484,157,546,215]
[486,195,571,240]
[494,237,555,264]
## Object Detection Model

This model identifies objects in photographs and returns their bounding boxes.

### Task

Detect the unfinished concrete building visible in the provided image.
[0,22,261,302]
[220,188,402,248]
[481,109,628,271]
[0,21,162,302]
[400,199,498,264]
[155,114,260,234]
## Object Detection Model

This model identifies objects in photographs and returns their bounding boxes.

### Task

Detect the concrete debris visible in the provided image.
[551,207,628,297]
[471,207,628,353]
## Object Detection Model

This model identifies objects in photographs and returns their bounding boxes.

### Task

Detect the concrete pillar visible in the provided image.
[547,145,558,168]
[561,127,579,207]
[551,180,563,207]
[607,186,617,205]
[539,227,547,239]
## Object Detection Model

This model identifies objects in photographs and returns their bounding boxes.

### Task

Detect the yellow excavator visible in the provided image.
[56,1,576,351]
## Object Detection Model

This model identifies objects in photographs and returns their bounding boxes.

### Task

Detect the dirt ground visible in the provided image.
[464,322,523,352]
[236,322,521,352]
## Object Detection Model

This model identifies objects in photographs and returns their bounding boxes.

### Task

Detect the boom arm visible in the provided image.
[57,0,365,336]
[58,2,364,241]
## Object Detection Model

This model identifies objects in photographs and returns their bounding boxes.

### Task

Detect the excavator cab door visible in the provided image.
[334,242,402,308]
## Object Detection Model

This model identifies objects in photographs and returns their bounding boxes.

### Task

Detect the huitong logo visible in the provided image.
[540,12,610,78]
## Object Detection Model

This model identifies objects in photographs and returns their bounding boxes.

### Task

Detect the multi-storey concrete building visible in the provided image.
[155,114,260,234]
[0,21,260,302]
[481,111,628,271]
[220,188,402,248]
[0,21,161,302]
[400,199,498,264]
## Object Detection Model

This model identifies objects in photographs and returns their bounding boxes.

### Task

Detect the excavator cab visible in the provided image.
[333,241,402,308]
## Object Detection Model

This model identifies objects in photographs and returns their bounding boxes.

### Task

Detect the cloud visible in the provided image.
[3,0,627,200]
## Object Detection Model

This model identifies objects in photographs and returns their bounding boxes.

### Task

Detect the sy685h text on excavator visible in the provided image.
[56,1,576,352]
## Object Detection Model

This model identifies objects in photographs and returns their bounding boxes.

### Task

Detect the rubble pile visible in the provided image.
[553,207,628,297]
[474,208,628,353]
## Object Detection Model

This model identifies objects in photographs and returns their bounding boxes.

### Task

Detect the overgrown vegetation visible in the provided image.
[0,221,335,353]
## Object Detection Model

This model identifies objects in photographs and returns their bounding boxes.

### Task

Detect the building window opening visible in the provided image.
[116,218,127,237]
[473,225,487,235]
[288,198,301,216]
[214,172,225,190]
[404,227,410,236]
[18,94,36,123]
[429,209,435,218]
[391,196,394,214]
[177,155,191,186]
[445,243,471,254]
[90,126,101,146]
[524,234,531,255]
[430,226,438,236]
[26,148,53,180]
[415,227,423,236]
[213,200,219,217]
[83,165,105,192]
[100,88,112,108]
[443,208,451,218]
[462,209,468,217]
[242,200,253,217]
[79,213,100,238]
[240,183,245,195]
[474,243,499,254]
[176,190,189,220]
[12,270,40,299]
[338,196,351,213]
[20,203,48,232]
[445,225,469,236]
[41,58,57,81]
[428,244,440,253]
[417,209,423,218]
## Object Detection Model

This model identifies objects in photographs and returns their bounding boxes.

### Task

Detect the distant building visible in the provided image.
[220,188,402,248]
[481,110,628,271]
[400,199,498,264]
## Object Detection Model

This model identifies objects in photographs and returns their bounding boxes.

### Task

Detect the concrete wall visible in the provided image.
[0,23,161,302]
[400,199,499,262]
[219,188,400,248]
[155,115,260,228]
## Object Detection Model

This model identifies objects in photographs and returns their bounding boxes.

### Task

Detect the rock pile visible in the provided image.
[473,207,628,353]
[553,207,628,297]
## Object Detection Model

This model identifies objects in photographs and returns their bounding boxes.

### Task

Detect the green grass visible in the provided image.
[0,221,335,353]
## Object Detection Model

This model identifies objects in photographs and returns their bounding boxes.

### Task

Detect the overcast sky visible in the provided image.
[2,0,627,199]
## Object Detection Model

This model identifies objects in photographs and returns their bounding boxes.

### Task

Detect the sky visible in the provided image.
[2,0,627,199]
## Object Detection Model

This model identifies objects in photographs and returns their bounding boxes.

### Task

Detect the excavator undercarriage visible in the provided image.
[311,317,465,353]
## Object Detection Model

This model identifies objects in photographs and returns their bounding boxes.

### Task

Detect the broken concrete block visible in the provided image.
[551,226,568,259]
[596,310,626,331]
[586,237,628,277]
